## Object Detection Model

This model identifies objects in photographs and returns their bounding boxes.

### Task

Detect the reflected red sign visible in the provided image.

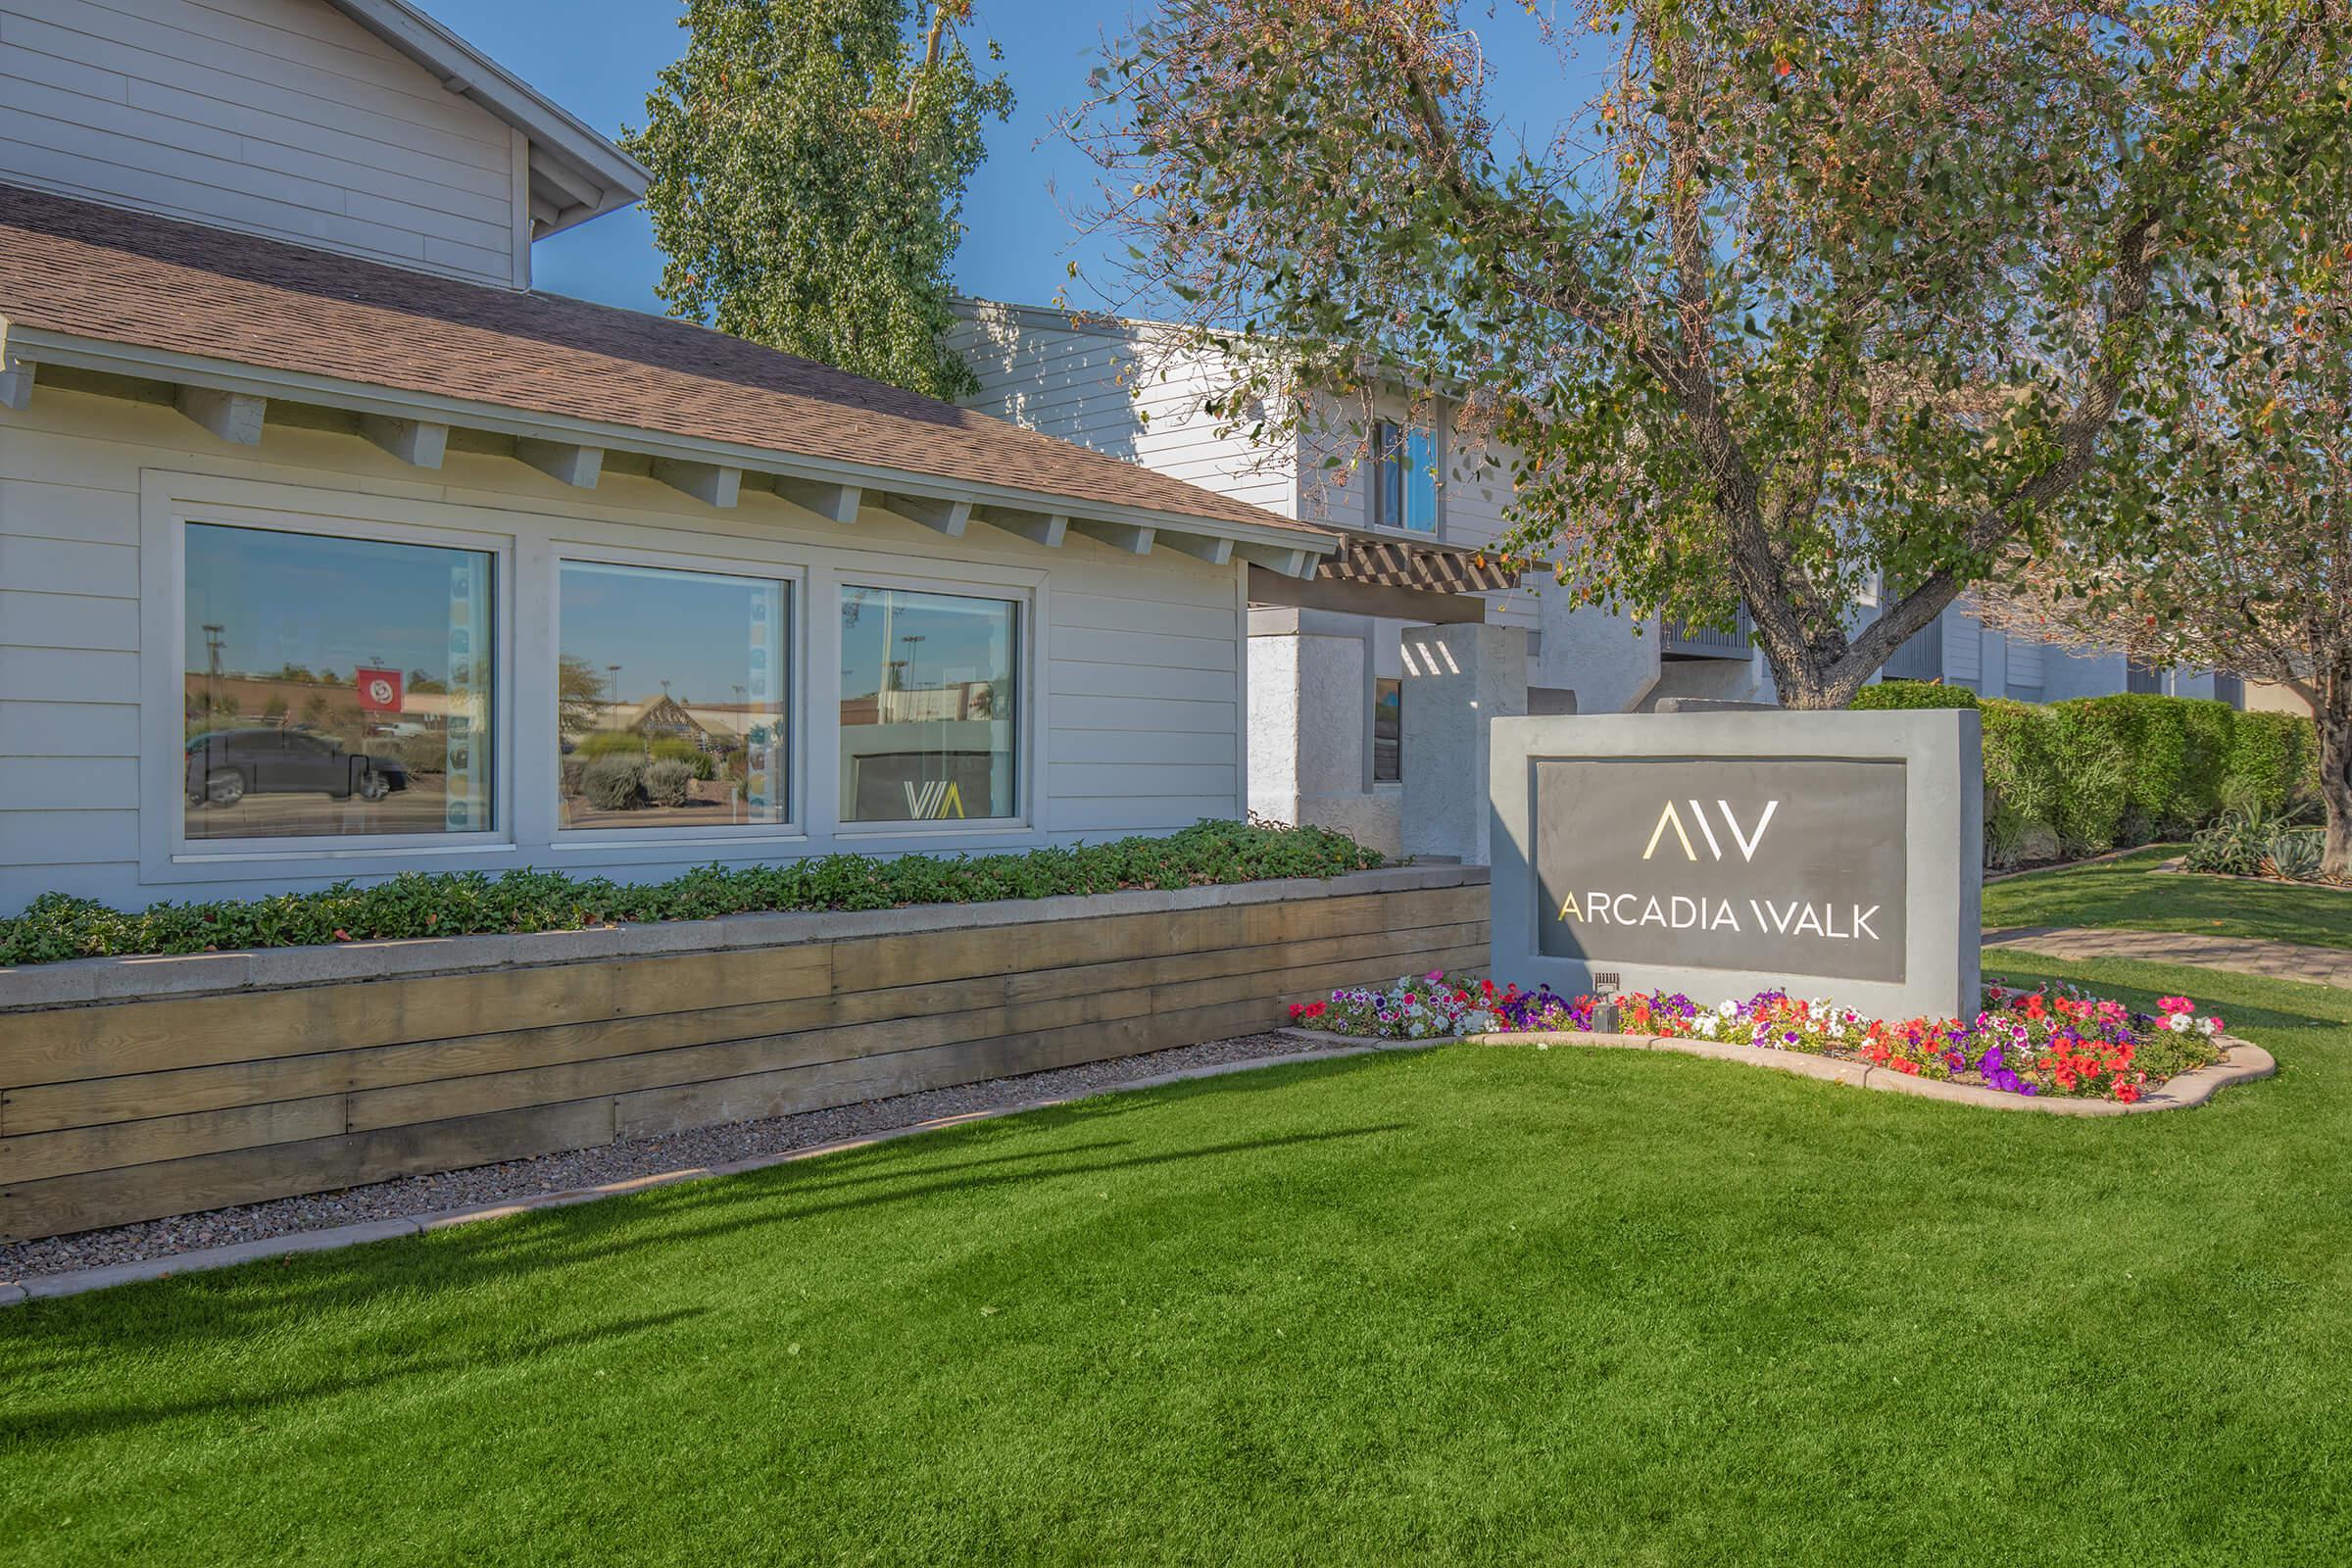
[355,666,404,713]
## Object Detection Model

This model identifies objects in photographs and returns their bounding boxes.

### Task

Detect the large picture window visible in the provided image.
[838,585,1017,822]
[557,561,791,829]
[182,522,494,841]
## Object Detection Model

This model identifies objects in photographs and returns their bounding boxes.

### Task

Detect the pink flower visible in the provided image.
[2156,996,2196,1016]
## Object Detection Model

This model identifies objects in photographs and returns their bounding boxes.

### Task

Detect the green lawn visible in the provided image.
[1985,846,2352,950]
[6,957,2350,1566]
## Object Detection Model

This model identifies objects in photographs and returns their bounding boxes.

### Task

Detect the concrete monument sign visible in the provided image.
[1491,710,1982,1020]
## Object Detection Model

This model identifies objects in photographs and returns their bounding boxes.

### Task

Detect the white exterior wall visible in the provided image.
[949,306,1297,518]
[0,0,526,286]
[0,385,1250,911]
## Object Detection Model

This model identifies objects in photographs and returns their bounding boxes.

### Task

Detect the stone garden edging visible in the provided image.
[1280,1026,2277,1116]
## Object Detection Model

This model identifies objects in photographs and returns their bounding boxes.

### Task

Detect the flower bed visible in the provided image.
[1289,972,2229,1104]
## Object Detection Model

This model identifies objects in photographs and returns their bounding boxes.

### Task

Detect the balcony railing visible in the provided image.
[1661,606,1754,661]
[1881,619,1944,683]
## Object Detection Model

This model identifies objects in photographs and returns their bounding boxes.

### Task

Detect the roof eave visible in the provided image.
[1,321,1335,571]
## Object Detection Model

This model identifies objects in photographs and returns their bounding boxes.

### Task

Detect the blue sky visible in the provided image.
[416,1,1602,318]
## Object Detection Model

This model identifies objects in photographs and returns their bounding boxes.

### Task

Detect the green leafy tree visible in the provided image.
[1069,0,2340,707]
[627,0,1012,400]
[1978,182,2352,876]
[557,655,614,741]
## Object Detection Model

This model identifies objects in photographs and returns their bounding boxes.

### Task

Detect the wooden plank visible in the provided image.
[0,916,1486,1134]
[0,942,834,1088]
[0,1098,616,1244]
[612,937,1486,1142]
[825,886,1480,995]
[343,984,1172,1133]
[0,1094,344,1184]
[0,931,1485,1239]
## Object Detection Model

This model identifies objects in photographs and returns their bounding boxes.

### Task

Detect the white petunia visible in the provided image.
[2197,1016,2220,1037]
[1717,1000,1739,1019]
[2167,1013,2192,1033]
[1695,1013,1720,1037]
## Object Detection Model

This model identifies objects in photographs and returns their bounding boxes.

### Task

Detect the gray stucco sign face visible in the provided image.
[1489,710,1983,1020]
[1534,759,1908,984]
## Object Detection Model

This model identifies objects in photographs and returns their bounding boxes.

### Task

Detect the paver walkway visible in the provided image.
[1984,925,2352,989]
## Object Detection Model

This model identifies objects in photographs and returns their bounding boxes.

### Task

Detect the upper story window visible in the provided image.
[182,522,494,843]
[1371,420,1439,534]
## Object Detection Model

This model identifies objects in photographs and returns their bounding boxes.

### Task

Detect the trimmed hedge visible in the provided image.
[1850,680,1980,710]
[1849,686,2320,864]
[0,820,1388,966]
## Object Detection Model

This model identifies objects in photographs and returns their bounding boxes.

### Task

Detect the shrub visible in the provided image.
[2185,805,2329,882]
[560,757,587,798]
[2175,699,2236,827]
[1956,692,2317,867]
[0,820,1388,964]
[643,758,695,808]
[2226,710,2317,816]
[1851,680,1979,710]
[576,730,647,760]
[649,737,716,780]
[581,756,645,810]
[1978,699,2061,864]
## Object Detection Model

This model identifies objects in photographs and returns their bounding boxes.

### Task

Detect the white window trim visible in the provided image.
[1368,417,1445,539]
[135,471,1069,890]
[140,472,517,884]
[546,541,809,849]
[828,568,1043,841]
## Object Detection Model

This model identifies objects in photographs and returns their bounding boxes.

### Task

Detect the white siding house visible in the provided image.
[0,0,638,288]
[956,299,2247,853]
[0,2,1334,914]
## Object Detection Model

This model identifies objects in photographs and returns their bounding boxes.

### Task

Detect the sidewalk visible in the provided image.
[1984,925,2352,990]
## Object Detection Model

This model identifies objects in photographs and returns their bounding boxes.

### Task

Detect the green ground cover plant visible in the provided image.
[1984,846,2352,951]
[0,821,1384,966]
[1,956,2339,1565]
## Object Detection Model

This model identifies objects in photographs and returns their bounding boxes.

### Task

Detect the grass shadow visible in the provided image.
[2,1306,707,1446]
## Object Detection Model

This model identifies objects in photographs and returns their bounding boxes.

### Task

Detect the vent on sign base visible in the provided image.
[1592,972,1621,996]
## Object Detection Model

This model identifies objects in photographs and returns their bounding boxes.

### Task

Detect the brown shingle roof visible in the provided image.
[0,183,1325,541]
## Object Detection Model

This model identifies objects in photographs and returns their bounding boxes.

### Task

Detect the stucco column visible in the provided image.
[1248,630,1401,856]
[1400,622,1527,864]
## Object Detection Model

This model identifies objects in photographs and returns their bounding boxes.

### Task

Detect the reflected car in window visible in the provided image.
[184,729,409,807]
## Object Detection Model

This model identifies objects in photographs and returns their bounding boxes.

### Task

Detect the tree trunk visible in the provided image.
[2320,691,2352,882]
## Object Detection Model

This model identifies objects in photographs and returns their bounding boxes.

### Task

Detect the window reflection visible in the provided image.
[1373,419,1439,533]
[839,586,1017,822]
[557,562,790,829]
[1373,678,1402,783]
[182,523,494,840]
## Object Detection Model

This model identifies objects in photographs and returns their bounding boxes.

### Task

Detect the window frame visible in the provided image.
[1369,418,1442,536]
[146,485,514,876]
[546,544,808,848]
[828,571,1037,840]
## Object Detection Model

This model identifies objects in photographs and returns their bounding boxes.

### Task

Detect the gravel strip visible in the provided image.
[0,1032,1340,1284]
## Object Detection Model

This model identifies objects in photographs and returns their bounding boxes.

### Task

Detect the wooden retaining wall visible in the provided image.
[0,872,1489,1242]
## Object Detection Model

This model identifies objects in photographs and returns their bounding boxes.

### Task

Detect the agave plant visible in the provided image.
[2185,806,2274,876]
[2260,827,2328,883]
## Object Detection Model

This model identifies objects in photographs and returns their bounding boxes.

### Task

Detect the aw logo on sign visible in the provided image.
[1642,800,1779,863]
